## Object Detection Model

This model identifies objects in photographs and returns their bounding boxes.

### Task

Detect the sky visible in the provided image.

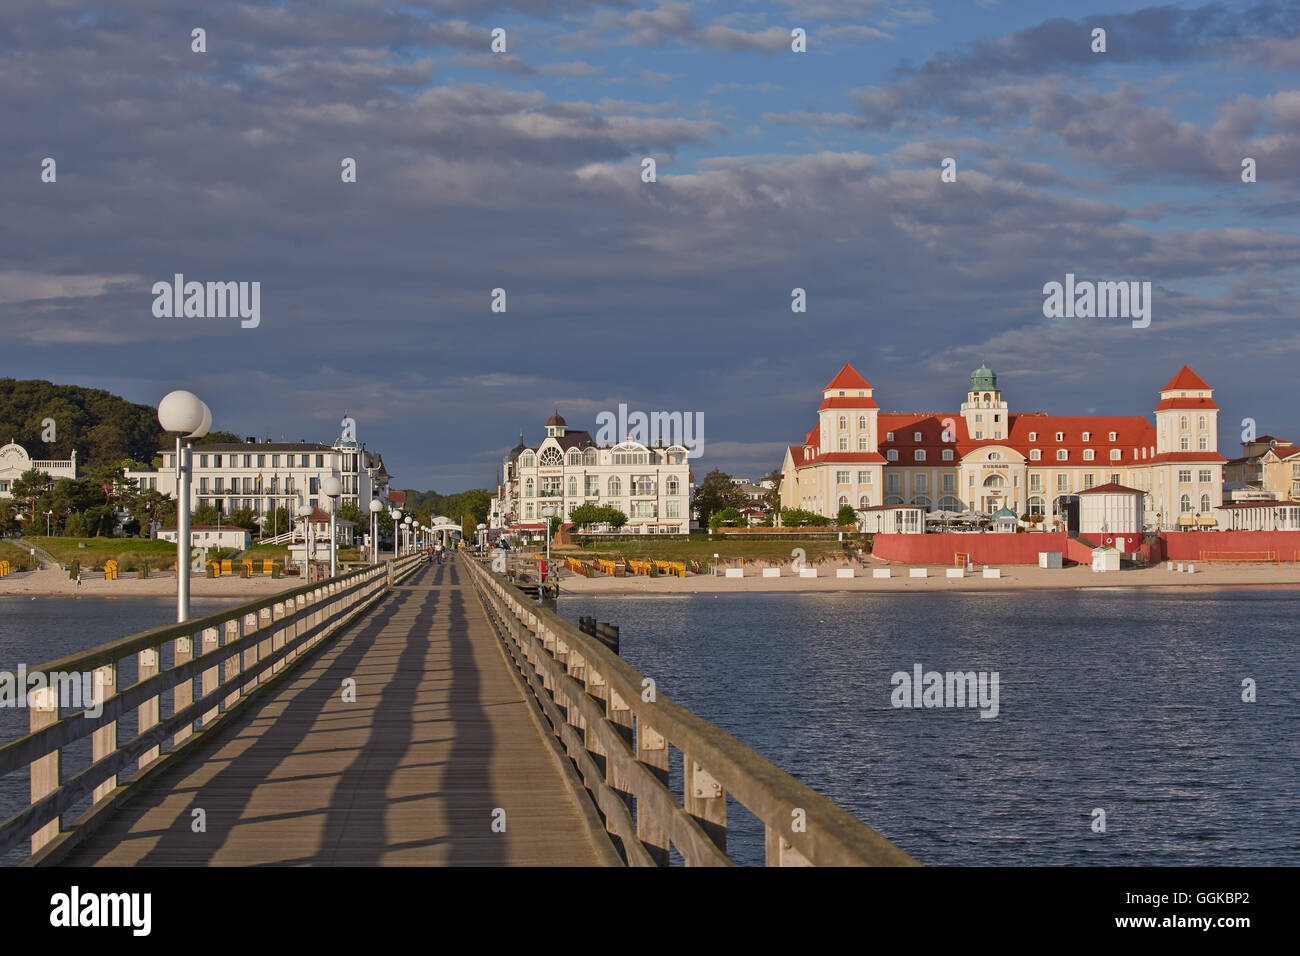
[2,0,1298,491]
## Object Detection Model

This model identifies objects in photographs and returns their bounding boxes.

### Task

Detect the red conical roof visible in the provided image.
[1161,365,1211,391]
[823,363,871,390]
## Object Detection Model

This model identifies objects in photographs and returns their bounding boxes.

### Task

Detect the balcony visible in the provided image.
[539,487,564,498]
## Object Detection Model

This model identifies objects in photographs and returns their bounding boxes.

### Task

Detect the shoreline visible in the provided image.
[558,562,1300,595]
[0,568,300,598]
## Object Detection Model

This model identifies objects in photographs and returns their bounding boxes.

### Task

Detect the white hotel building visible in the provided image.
[490,412,694,534]
[126,425,391,519]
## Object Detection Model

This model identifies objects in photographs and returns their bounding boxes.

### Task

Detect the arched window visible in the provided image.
[938,496,962,512]
[859,494,870,508]
[838,496,849,508]
[983,393,991,405]
[838,416,847,430]
[520,452,535,468]
[584,447,599,466]
[1083,449,1094,461]
[524,478,534,498]
[912,496,932,512]
[883,496,904,505]
[1179,415,1188,430]
[567,450,582,466]
[1180,494,1191,513]
[1200,493,1210,513]
[666,477,679,496]
[540,447,563,467]
[608,476,621,497]
[983,474,1005,488]
[988,452,1001,461]
[858,416,867,429]
[567,477,577,497]
[1027,496,1045,516]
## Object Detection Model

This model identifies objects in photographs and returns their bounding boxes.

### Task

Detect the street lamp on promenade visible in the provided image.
[403,515,412,554]
[540,505,557,601]
[369,498,383,562]
[158,390,210,623]
[297,501,313,580]
[322,475,342,578]
[389,507,401,558]
[44,510,53,537]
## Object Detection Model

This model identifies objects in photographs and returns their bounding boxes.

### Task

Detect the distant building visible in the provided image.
[491,411,694,534]
[781,363,1226,531]
[0,441,77,499]
[1224,435,1300,502]
[125,421,391,521]
[158,525,252,550]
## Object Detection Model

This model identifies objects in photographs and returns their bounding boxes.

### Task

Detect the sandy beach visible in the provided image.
[0,567,300,598]
[557,561,1300,594]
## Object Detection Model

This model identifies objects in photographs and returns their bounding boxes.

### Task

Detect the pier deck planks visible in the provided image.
[61,561,606,866]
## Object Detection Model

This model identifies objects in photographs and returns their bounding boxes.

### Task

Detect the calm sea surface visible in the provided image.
[560,587,1299,866]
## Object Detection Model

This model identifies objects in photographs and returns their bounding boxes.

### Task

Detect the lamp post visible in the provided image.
[44,510,53,537]
[389,508,400,558]
[540,505,557,601]
[158,390,210,622]
[322,475,342,578]
[369,498,383,563]
[403,515,412,555]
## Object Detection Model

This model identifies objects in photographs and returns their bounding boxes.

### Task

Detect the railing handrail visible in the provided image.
[462,555,917,867]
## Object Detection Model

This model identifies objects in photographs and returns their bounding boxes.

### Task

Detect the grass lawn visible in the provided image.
[559,536,865,564]
[0,539,41,572]
[24,536,178,570]
[244,543,291,562]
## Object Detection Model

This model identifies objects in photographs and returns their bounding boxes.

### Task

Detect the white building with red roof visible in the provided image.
[780,363,1225,531]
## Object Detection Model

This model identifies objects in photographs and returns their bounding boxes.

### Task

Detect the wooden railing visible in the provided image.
[0,553,426,864]
[462,555,916,867]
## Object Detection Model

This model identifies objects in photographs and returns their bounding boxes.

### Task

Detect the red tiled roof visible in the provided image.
[814,452,888,464]
[388,490,406,504]
[1265,446,1300,461]
[1077,482,1144,495]
[1155,397,1218,411]
[1160,365,1211,391]
[823,363,871,391]
[817,396,880,411]
[1147,451,1227,464]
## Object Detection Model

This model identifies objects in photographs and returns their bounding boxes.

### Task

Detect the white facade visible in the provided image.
[1078,485,1144,535]
[126,422,390,521]
[0,441,77,499]
[158,526,251,549]
[491,413,694,534]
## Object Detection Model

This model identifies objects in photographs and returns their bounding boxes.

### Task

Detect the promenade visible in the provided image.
[61,561,607,866]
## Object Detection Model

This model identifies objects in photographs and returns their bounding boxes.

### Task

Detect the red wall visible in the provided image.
[1160,531,1300,561]
[871,532,1070,565]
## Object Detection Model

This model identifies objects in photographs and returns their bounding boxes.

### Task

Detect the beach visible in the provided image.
[557,561,1300,594]
[0,568,300,598]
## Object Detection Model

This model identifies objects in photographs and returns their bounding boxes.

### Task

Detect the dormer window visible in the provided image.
[942,449,954,461]
[1082,432,1090,442]
[887,450,898,461]
[839,391,845,397]
[914,432,922,442]
[1057,450,1068,461]
[1083,449,1095,461]
[1055,432,1064,441]
[1109,431,1117,441]
[1029,432,1037,441]
[1030,449,1041,461]
[886,432,894,441]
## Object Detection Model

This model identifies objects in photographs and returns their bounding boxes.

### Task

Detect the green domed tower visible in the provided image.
[960,360,1008,441]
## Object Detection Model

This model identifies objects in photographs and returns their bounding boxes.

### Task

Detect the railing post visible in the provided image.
[684,753,726,857]
[138,643,160,769]
[242,611,260,694]
[200,627,221,726]
[636,720,670,866]
[91,661,117,802]
[606,688,634,819]
[764,823,812,866]
[223,618,242,710]
[270,600,286,674]
[28,685,59,853]
[173,633,194,745]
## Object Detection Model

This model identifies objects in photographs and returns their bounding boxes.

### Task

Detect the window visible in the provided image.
[1057,450,1067,461]
[568,477,577,497]
[1030,449,1041,461]
[1109,449,1121,460]
[1029,432,1037,442]
[913,432,922,442]
[315,455,324,468]
[886,432,894,441]
[1180,494,1191,513]
[914,450,925,461]
[839,437,848,451]
[199,454,209,467]
[200,478,209,493]
[836,470,850,484]
[213,455,223,467]
[525,478,534,498]
[1030,474,1041,491]
[887,450,898,461]
[942,474,955,492]
[1180,437,1190,451]
[667,477,680,495]
[1198,470,1211,482]
[299,455,308,467]
[974,431,983,440]
[1179,416,1188,430]
[886,474,900,493]
[608,476,621,496]
[1198,416,1206,430]
[666,500,680,518]
[585,476,600,497]
[1082,432,1090,442]
[520,453,534,468]
[915,474,928,493]
[214,478,224,493]
[1111,474,1121,485]
[271,455,279,467]
[858,437,868,451]
[839,416,847,430]
[858,416,867,429]
[838,496,849,509]
[993,414,1001,423]
[568,451,582,466]
[1057,474,1068,492]
[1055,432,1064,441]
[912,496,932,511]
[858,471,871,483]
[988,452,1001,461]
[1198,437,1208,451]
[1028,496,1045,516]
[243,455,252,468]
[975,415,983,423]
[1200,493,1211,513]
[942,449,953,461]
[1083,449,1094,461]
[1083,474,1095,489]
[1178,469,1192,483]
[1109,432,1117,441]
[540,447,563,467]
[859,494,870,508]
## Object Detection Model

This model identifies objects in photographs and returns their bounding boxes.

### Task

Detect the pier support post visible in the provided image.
[91,662,117,802]
[29,686,59,853]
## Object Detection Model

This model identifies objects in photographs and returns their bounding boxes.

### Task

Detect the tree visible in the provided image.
[693,469,748,531]
[260,506,294,539]
[193,505,220,526]
[130,489,174,538]
[0,501,17,535]
[837,504,858,527]
[760,469,783,518]
[226,507,259,532]
[709,506,744,532]
[338,502,363,527]
[10,469,50,529]
[602,506,628,531]
[781,507,833,528]
[462,513,476,542]
[569,503,603,530]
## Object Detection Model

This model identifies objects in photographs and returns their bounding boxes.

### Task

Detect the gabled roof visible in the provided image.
[1077,482,1144,495]
[823,363,871,391]
[1160,365,1211,391]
